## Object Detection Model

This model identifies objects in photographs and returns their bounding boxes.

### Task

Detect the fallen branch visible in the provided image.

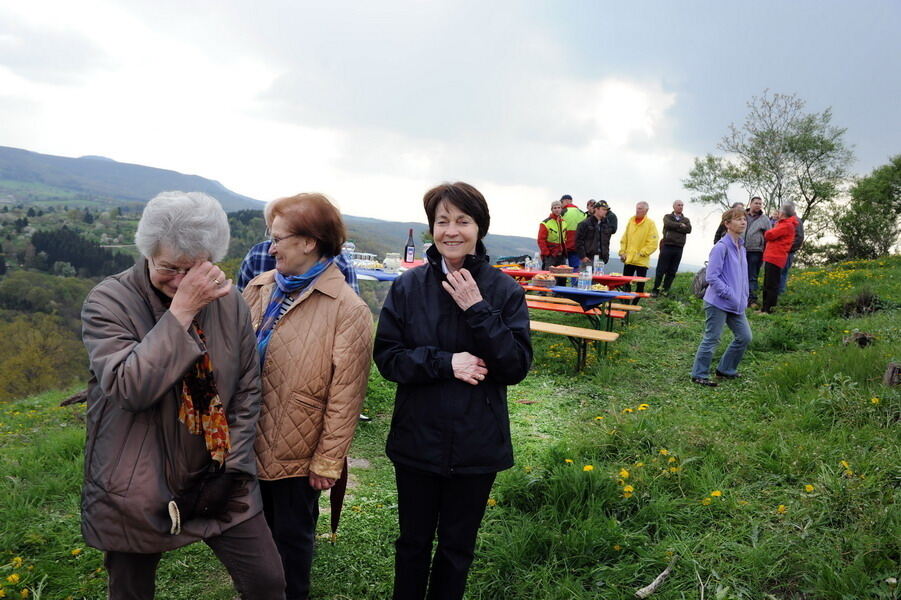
[60,390,88,406]
[635,554,678,598]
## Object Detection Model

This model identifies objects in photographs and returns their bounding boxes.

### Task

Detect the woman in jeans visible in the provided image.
[691,207,752,387]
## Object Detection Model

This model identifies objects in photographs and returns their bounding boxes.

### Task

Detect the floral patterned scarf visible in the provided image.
[179,322,230,466]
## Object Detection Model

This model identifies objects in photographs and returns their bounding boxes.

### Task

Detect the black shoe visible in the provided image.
[691,377,718,387]
[650,290,659,298]
[715,370,741,379]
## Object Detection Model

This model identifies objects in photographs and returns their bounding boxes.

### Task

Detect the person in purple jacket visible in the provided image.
[691,207,752,387]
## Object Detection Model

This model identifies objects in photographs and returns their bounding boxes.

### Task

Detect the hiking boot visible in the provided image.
[715,370,741,379]
[690,377,718,387]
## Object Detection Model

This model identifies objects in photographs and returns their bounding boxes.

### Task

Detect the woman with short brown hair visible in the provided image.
[243,193,373,600]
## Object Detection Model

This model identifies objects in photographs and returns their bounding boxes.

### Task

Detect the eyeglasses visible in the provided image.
[268,233,301,247]
[149,257,191,277]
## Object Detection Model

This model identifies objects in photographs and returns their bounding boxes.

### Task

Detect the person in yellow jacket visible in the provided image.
[618,201,659,302]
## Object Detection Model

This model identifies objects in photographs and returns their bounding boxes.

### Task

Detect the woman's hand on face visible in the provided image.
[309,472,337,491]
[170,261,232,328]
[452,352,488,386]
[442,268,483,311]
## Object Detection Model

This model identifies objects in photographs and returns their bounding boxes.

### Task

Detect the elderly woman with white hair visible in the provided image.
[80,191,285,600]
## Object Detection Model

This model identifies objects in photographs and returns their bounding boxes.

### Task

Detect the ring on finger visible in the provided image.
[212,278,221,285]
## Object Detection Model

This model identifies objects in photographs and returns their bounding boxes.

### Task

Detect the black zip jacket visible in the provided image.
[374,242,532,476]
[575,215,615,262]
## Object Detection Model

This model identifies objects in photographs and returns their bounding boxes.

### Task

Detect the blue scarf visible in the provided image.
[255,258,332,367]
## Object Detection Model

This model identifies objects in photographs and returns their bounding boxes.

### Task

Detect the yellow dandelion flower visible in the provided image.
[594,416,605,420]
[623,485,634,493]
[870,397,880,404]
[613,544,622,551]
[583,465,594,472]
[622,408,634,413]
[6,574,20,584]
[701,497,712,505]
[635,461,645,467]
[659,448,669,455]
[486,498,497,507]
[619,468,630,479]
[804,484,814,493]
[11,557,23,568]
[637,404,649,411]
[564,458,573,464]
[669,466,681,473]
[710,490,722,497]
[839,460,850,469]
[20,590,28,599]
[70,548,82,556]
[667,456,677,463]
[0,590,5,599]
[843,469,855,477]
[776,504,787,514]
[622,492,633,498]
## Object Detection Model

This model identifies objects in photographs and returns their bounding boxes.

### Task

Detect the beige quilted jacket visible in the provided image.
[243,264,373,481]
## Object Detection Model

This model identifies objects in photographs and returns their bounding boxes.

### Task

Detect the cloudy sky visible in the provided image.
[1,0,898,265]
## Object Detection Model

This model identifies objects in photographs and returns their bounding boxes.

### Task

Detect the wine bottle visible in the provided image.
[404,228,415,263]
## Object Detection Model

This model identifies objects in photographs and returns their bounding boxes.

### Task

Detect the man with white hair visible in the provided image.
[651,200,692,297]
[618,201,659,302]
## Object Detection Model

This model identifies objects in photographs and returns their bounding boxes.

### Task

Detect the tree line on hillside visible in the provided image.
[30,226,133,277]
[683,90,900,263]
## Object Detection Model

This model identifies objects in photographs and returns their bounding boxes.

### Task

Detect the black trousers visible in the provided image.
[622,263,648,304]
[260,477,322,600]
[104,512,285,600]
[652,245,683,292]
[762,261,782,313]
[393,464,497,600]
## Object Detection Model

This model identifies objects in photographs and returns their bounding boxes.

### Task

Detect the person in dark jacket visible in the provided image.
[81,192,285,600]
[575,200,615,266]
[743,196,771,307]
[652,200,692,296]
[374,182,532,600]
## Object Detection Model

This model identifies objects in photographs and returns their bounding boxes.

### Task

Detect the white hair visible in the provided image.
[134,191,230,261]
[636,201,649,208]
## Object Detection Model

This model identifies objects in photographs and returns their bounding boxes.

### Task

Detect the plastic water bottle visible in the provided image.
[533,252,542,270]
[593,255,604,275]
[578,265,592,289]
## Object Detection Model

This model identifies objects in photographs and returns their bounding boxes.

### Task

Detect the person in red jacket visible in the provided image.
[760,203,798,313]
[537,200,567,269]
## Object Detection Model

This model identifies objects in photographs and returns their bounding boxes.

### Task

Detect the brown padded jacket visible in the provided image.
[243,263,373,481]
[81,259,262,553]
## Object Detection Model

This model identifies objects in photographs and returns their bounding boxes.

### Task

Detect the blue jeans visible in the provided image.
[779,252,795,294]
[691,303,752,379]
[747,251,764,303]
[567,251,581,269]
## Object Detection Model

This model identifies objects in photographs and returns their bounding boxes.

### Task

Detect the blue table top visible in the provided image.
[550,286,635,310]
[356,269,399,282]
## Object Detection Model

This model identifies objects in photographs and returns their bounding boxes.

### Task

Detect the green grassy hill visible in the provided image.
[0,257,898,599]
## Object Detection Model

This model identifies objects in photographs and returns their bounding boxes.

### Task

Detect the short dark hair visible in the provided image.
[266,193,346,257]
[560,194,573,201]
[423,182,490,239]
[749,196,762,202]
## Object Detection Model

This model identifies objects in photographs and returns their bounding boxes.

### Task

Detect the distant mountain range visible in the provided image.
[0,145,263,212]
[0,145,540,261]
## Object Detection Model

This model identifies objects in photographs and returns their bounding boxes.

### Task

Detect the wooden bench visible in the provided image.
[530,320,619,371]
[526,297,627,330]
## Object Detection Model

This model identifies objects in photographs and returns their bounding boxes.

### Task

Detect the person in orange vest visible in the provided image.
[560,194,587,268]
[537,200,567,270]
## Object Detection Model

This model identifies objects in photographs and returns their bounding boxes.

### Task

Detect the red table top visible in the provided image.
[499,268,649,288]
